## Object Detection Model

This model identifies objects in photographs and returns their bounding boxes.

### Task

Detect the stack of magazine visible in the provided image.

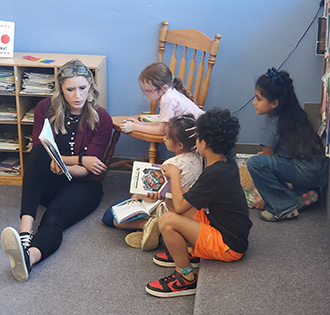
[0,103,17,121]
[0,69,15,93]
[0,131,19,150]
[0,156,20,176]
[21,72,55,95]
[21,106,35,123]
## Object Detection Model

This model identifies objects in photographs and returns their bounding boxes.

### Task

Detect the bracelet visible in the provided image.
[132,121,135,132]
[78,154,84,166]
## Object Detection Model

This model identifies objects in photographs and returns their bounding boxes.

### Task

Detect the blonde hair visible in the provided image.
[49,60,100,134]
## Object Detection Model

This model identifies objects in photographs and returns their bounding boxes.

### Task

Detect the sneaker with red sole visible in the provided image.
[153,250,200,268]
[146,270,198,297]
[296,190,318,211]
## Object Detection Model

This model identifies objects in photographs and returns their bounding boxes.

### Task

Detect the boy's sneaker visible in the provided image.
[19,231,33,248]
[153,250,200,268]
[141,217,160,251]
[146,271,198,297]
[1,227,31,282]
[260,209,299,222]
[125,231,143,249]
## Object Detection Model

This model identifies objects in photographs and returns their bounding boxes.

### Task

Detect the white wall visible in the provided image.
[1,0,324,158]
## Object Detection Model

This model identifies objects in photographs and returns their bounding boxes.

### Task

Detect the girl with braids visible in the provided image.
[120,62,204,135]
[146,108,252,298]
[1,60,112,281]
[247,67,329,222]
[103,114,202,251]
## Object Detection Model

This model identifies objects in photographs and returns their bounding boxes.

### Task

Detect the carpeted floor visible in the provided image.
[0,171,195,315]
[1,170,330,315]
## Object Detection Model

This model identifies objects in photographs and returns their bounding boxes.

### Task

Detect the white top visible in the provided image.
[159,88,204,122]
[163,151,203,190]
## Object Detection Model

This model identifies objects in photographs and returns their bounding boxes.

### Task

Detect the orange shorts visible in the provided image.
[191,209,243,262]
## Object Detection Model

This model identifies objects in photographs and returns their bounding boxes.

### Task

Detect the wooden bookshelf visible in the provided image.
[0,52,107,185]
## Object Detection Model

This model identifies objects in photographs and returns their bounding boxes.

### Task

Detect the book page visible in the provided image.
[38,118,72,181]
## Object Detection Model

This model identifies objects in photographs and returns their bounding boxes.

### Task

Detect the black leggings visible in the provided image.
[21,145,103,261]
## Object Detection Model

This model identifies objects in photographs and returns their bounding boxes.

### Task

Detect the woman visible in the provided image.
[1,60,113,281]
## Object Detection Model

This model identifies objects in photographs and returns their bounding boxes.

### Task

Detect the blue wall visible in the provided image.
[2,0,324,158]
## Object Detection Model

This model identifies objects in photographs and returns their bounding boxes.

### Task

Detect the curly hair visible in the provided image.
[197,108,240,154]
[167,114,197,152]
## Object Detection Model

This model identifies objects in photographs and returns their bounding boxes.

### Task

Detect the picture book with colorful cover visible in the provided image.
[130,161,172,198]
[38,118,72,181]
[235,153,262,207]
[110,198,162,224]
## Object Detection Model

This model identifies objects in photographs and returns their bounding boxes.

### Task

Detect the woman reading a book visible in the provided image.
[1,60,113,282]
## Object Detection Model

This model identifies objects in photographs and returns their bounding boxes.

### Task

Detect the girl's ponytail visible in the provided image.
[172,76,195,102]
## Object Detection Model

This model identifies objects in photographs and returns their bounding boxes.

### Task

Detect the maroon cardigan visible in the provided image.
[32,98,113,181]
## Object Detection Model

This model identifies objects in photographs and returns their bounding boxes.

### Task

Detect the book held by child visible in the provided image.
[130,161,172,198]
[110,198,162,224]
[235,153,261,207]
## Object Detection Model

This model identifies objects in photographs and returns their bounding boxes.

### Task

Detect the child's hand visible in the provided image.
[120,118,139,133]
[146,192,162,201]
[251,199,265,209]
[161,163,181,178]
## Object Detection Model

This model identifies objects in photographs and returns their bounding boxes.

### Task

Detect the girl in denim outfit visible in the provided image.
[247,68,328,222]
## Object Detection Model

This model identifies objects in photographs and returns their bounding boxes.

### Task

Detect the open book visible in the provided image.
[130,161,172,198]
[38,118,72,181]
[110,198,162,224]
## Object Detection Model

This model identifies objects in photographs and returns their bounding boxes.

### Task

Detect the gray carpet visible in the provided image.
[1,170,330,315]
[194,197,330,315]
[0,171,194,315]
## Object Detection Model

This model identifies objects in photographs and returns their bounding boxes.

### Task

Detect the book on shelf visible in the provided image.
[0,68,15,93]
[130,161,172,198]
[21,72,55,94]
[235,153,262,208]
[0,103,17,121]
[21,106,35,123]
[138,114,160,123]
[110,198,162,224]
[38,118,72,181]
[0,156,20,176]
[0,131,19,150]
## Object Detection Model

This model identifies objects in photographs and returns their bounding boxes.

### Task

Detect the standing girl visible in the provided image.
[120,62,204,135]
[1,60,113,281]
[103,114,203,250]
[247,67,328,222]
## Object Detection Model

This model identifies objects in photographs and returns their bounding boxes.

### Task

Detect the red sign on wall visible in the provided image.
[0,21,15,58]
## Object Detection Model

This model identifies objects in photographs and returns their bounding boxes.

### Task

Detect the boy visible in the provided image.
[145,108,252,298]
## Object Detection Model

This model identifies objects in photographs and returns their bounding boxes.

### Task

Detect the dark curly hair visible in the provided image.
[167,114,197,152]
[197,108,240,154]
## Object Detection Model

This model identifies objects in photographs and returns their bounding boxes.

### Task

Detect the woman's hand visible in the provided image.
[161,163,181,178]
[81,156,107,175]
[50,159,63,175]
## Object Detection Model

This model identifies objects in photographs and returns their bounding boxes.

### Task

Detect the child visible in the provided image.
[145,108,252,298]
[102,114,203,251]
[247,67,329,222]
[120,62,204,135]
